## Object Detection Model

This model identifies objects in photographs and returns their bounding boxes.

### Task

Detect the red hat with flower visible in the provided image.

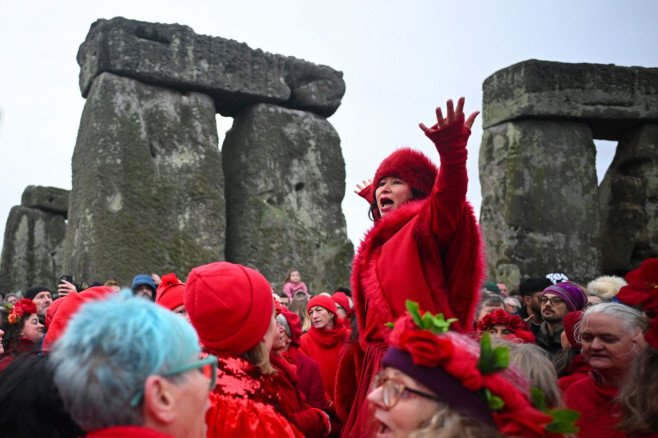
[7,299,37,324]
[381,300,579,437]
[616,258,658,348]
[476,309,535,344]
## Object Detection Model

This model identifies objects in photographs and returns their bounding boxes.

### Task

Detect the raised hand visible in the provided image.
[418,97,479,134]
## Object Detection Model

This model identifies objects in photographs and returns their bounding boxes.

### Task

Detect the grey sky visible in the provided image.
[1,1,657,263]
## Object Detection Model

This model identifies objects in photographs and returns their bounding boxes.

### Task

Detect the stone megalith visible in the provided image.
[223,104,353,292]
[63,72,224,285]
[599,124,658,274]
[63,17,351,289]
[77,17,345,117]
[480,60,658,280]
[0,186,68,295]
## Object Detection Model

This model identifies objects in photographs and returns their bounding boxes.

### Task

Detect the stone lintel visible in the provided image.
[77,17,345,117]
[482,59,658,140]
[21,185,69,216]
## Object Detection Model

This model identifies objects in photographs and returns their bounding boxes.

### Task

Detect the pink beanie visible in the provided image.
[185,262,273,355]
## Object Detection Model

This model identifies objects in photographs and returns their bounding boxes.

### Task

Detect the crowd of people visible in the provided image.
[1,97,657,437]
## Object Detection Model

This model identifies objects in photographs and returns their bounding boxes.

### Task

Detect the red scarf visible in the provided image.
[306,324,348,348]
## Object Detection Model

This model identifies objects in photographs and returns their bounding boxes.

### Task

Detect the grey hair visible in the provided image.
[576,302,646,341]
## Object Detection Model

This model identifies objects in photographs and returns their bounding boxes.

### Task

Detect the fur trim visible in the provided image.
[586,275,627,300]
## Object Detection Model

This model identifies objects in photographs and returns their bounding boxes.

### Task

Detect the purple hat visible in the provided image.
[541,281,587,312]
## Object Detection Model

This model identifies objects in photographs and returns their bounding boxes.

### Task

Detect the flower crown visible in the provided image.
[8,298,37,324]
[616,258,658,348]
[476,309,535,344]
[387,301,579,437]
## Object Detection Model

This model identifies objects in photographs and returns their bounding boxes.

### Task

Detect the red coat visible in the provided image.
[300,324,348,401]
[86,426,174,438]
[205,352,303,438]
[563,373,623,438]
[283,345,327,409]
[270,353,329,437]
[344,119,484,437]
[558,353,590,393]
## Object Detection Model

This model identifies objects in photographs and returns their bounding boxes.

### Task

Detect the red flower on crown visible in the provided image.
[617,258,658,348]
[8,299,37,324]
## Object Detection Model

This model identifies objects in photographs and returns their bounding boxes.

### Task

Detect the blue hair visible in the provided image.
[50,290,200,431]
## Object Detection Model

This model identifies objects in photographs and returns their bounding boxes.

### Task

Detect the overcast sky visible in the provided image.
[1,1,657,256]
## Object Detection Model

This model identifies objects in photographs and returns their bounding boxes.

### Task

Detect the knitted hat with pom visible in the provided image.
[185,262,273,355]
[155,273,185,312]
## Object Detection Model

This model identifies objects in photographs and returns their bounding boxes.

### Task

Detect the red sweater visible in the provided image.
[205,352,303,438]
[283,345,327,409]
[344,116,484,438]
[300,324,348,401]
[563,373,623,438]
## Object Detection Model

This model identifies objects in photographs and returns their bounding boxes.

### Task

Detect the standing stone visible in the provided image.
[222,103,353,292]
[0,204,67,296]
[599,124,658,273]
[479,120,601,281]
[64,72,224,285]
[21,185,69,216]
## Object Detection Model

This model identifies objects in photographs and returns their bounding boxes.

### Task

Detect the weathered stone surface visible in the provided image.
[64,72,224,285]
[599,124,658,274]
[479,120,601,282]
[21,185,69,216]
[222,103,353,292]
[483,60,658,139]
[77,17,345,117]
[0,206,66,296]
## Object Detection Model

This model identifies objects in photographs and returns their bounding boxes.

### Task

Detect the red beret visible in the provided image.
[280,306,302,347]
[308,295,337,316]
[155,273,185,311]
[185,262,273,355]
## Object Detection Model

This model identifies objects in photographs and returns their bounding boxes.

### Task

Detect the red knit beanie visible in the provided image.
[563,310,583,349]
[371,148,438,205]
[185,262,273,355]
[308,295,337,316]
[332,291,352,316]
[155,273,185,311]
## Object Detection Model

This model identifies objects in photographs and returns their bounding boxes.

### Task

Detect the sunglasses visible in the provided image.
[130,354,217,406]
[372,373,443,408]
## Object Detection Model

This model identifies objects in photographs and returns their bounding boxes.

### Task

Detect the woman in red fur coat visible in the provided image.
[344,98,484,437]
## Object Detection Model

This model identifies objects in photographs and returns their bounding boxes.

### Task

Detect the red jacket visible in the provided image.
[564,372,623,438]
[558,353,590,393]
[344,119,484,437]
[283,345,327,409]
[270,353,329,437]
[300,324,348,401]
[205,352,303,438]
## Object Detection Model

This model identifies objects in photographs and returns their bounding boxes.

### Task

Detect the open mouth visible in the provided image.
[375,419,392,437]
[380,198,394,207]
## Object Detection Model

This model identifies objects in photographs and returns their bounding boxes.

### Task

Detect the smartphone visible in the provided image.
[61,275,73,283]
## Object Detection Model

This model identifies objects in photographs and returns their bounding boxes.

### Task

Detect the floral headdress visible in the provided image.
[383,301,578,437]
[476,309,536,344]
[616,258,658,348]
[7,298,37,324]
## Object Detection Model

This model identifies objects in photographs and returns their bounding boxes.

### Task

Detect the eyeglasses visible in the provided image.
[540,296,566,305]
[372,373,443,408]
[130,354,217,406]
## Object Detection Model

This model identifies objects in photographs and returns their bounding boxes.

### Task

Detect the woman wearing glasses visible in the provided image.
[367,302,574,438]
[50,291,213,438]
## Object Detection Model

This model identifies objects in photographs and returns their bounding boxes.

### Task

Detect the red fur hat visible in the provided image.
[307,295,337,316]
[372,148,438,205]
[155,273,185,311]
[185,262,273,355]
